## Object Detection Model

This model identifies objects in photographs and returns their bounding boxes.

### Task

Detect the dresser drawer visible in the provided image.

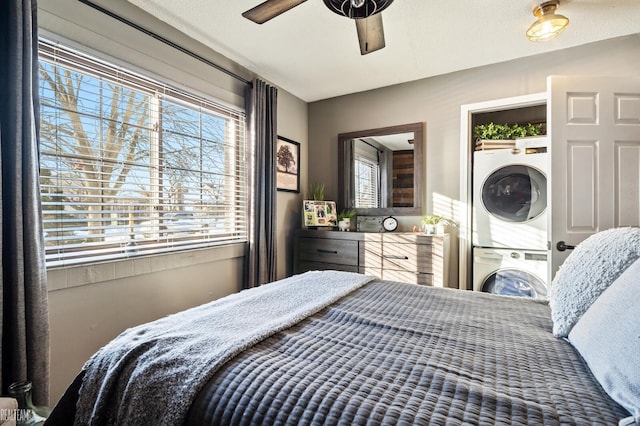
[383,270,433,286]
[298,261,359,273]
[381,242,434,273]
[360,240,383,270]
[297,237,358,266]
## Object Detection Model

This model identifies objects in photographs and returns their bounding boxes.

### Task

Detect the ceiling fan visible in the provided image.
[242,0,394,55]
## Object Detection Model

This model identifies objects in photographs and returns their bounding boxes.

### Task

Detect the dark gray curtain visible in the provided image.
[245,79,278,289]
[0,0,50,405]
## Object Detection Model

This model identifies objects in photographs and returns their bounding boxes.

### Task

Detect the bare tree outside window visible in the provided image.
[39,62,150,243]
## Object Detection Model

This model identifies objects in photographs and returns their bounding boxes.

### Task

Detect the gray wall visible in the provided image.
[308,34,640,285]
[275,93,309,280]
[39,0,308,404]
[46,245,245,405]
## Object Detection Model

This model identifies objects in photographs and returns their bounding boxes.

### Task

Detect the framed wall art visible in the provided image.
[276,136,300,193]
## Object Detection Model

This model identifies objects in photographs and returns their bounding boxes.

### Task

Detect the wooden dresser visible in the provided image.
[294,229,450,287]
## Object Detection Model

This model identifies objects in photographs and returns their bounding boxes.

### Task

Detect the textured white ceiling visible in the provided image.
[127,0,640,102]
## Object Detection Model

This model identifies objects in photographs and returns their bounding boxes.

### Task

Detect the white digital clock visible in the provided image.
[382,216,398,232]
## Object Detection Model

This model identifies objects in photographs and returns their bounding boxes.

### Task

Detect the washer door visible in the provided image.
[481,268,548,299]
[481,164,547,222]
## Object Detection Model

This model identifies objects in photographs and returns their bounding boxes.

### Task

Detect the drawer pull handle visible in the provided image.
[384,255,409,260]
[317,249,339,254]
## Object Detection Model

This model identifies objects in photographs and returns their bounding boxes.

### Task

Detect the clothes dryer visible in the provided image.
[473,146,549,250]
[473,247,548,299]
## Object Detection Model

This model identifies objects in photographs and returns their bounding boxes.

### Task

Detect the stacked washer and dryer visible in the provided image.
[472,139,550,299]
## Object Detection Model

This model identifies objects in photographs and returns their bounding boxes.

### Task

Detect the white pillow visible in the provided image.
[549,227,640,337]
[568,257,640,420]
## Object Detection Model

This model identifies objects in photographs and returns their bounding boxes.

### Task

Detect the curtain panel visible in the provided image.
[245,79,278,289]
[0,0,50,405]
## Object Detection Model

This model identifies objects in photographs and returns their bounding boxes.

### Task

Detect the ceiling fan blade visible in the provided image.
[242,0,307,24]
[355,13,385,55]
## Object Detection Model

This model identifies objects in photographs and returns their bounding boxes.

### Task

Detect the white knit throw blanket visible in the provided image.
[74,271,374,426]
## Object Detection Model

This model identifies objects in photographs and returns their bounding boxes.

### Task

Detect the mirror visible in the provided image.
[338,122,424,216]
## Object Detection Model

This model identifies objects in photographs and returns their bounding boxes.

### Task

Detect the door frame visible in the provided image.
[458,92,547,291]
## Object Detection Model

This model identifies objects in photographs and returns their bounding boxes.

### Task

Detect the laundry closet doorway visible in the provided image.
[459,75,640,291]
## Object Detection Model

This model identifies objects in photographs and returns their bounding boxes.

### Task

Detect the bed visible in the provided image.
[46,228,640,426]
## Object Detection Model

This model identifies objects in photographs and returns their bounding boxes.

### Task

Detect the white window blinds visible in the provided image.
[38,40,248,267]
[354,157,380,208]
[353,139,380,208]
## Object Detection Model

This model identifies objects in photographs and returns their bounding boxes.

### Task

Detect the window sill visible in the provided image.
[47,243,246,292]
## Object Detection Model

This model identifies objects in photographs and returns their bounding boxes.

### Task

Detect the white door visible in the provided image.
[548,75,640,281]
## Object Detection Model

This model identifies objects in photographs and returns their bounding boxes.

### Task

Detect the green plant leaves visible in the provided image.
[473,122,544,141]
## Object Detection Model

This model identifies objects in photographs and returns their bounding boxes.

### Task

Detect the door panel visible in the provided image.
[566,141,597,230]
[614,94,640,125]
[549,76,640,280]
[615,142,640,226]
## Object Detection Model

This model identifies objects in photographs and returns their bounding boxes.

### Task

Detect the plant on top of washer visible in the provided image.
[473,122,544,141]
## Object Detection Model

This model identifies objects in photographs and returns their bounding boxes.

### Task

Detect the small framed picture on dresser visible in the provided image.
[303,200,337,228]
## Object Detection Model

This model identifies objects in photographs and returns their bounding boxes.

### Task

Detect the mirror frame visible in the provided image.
[338,122,425,216]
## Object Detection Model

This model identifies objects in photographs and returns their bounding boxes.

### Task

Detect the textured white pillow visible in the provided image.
[549,227,640,337]
[568,258,640,419]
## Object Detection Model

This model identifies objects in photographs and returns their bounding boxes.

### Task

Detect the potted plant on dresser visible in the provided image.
[421,215,458,235]
[421,215,443,235]
[337,209,356,232]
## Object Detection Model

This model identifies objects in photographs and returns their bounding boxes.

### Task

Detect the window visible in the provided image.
[354,157,380,208]
[353,139,380,208]
[38,40,248,267]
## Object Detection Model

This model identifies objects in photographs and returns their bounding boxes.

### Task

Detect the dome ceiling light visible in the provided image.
[526,0,570,42]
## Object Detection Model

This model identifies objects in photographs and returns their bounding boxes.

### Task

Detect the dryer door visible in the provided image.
[481,165,547,223]
[481,268,547,299]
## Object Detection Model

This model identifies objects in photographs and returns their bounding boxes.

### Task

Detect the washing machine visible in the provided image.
[473,247,548,299]
[473,145,549,250]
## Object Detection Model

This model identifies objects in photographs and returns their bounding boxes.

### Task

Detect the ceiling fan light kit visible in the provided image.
[526,0,570,42]
[322,0,394,19]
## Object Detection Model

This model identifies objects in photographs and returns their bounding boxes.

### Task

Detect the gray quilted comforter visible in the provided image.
[49,277,627,425]
[185,280,627,425]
